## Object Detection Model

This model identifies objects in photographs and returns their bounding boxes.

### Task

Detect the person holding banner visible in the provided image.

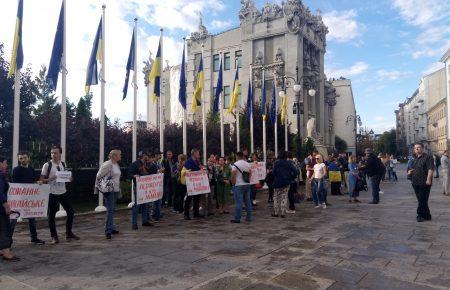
[129,151,153,230]
[96,150,122,239]
[40,146,79,244]
[215,157,231,214]
[148,153,163,221]
[0,156,20,261]
[182,149,203,220]
[10,152,45,245]
[230,152,252,223]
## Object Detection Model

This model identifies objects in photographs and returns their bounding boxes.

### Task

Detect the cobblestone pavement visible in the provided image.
[1,165,450,290]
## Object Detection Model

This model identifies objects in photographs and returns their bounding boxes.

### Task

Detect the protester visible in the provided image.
[440,151,450,195]
[408,143,434,222]
[230,151,252,223]
[174,154,187,213]
[363,148,384,204]
[328,157,342,196]
[129,151,153,230]
[203,154,216,216]
[215,157,231,214]
[148,153,163,221]
[40,146,79,244]
[0,156,19,261]
[286,152,300,213]
[311,154,328,209]
[348,155,361,203]
[182,149,203,220]
[272,151,298,218]
[338,153,349,194]
[10,151,45,244]
[96,150,122,239]
[162,150,177,209]
[305,153,316,202]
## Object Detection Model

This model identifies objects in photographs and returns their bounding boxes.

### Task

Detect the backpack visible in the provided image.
[45,161,66,179]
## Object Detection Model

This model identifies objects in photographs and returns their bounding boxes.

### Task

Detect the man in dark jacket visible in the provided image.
[183,149,204,220]
[408,143,434,222]
[364,148,384,204]
[11,152,45,245]
[162,150,177,208]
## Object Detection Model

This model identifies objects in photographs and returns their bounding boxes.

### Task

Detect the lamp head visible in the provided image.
[293,84,301,93]
[308,89,316,96]
[278,91,286,98]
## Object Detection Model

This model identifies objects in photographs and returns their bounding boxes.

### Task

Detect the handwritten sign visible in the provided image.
[136,174,164,205]
[7,184,50,218]
[250,162,266,184]
[186,171,211,196]
[56,171,72,183]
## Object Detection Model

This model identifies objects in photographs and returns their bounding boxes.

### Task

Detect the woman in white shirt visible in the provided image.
[311,154,328,209]
[96,150,122,239]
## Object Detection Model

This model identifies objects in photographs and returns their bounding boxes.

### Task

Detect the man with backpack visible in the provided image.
[39,146,79,244]
[230,152,252,223]
[363,148,385,204]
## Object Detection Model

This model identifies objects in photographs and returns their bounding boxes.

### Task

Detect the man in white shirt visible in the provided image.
[230,152,252,223]
[40,146,79,244]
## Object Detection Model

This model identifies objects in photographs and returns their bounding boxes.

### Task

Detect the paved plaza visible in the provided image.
[1,165,450,290]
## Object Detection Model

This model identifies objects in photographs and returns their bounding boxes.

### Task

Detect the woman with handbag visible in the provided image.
[96,150,122,239]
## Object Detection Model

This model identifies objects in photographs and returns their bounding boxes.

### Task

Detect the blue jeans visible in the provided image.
[132,198,149,227]
[233,185,252,221]
[370,175,381,203]
[312,179,326,205]
[104,191,118,234]
[152,200,162,220]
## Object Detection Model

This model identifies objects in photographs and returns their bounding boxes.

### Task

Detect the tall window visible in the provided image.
[224,86,231,109]
[213,54,220,72]
[224,52,231,70]
[235,50,242,68]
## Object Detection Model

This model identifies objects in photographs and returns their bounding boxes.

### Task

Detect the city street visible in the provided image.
[1,165,450,290]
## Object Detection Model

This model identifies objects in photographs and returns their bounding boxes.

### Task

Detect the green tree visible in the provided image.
[376,129,396,154]
[335,135,348,152]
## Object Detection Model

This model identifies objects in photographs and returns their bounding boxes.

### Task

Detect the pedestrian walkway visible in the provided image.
[1,164,450,289]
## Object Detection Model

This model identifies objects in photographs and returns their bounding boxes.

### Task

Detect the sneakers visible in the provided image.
[51,236,60,244]
[105,233,112,239]
[286,210,296,214]
[322,203,327,209]
[31,238,45,245]
[314,205,321,209]
[66,232,80,241]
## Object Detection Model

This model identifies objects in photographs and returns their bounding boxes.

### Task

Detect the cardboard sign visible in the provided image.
[250,162,266,184]
[7,184,50,218]
[136,174,164,205]
[56,171,72,183]
[186,171,211,196]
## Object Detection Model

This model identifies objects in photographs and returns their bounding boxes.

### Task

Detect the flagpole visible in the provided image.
[12,71,20,168]
[220,53,224,157]
[284,82,288,152]
[95,4,107,212]
[159,28,164,154]
[262,68,267,163]
[182,38,187,155]
[201,44,207,165]
[274,78,278,158]
[236,81,240,152]
[250,65,254,154]
[129,17,138,208]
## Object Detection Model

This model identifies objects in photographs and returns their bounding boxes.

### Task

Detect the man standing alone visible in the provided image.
[363,148,384,204]
[408,143,434,222]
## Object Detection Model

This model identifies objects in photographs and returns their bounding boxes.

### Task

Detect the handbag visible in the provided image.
[96,165,114,193]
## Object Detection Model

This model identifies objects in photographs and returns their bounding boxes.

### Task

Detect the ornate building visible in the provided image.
[185,0,341,151]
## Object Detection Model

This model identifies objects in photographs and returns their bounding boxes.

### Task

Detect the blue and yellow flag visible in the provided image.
[212,59,223,116]
[246,78,253,120]
[85,18,103,94]
[122,30,136,100]
[178,42,187,110]
[191,57,203,112]
[227,67,239,114]
[261,70,267,121]
[46,1,64,91]
[8,0,24,78]
[270,81,277,124]
[149,37,161,103]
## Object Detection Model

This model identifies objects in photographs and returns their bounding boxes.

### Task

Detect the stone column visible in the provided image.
[319,50,325,141]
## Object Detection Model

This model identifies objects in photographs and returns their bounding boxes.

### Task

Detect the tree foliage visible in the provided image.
[335,135,348,153]
[376,129,396,154]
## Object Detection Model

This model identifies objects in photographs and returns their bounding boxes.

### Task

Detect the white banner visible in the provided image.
[186,171,210,196]
[7,183,50,218]
[250,162,266,184]
[136,174,164,205]
[56,171,72,183]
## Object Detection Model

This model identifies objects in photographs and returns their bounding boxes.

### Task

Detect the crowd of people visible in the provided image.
[0,142,438,262]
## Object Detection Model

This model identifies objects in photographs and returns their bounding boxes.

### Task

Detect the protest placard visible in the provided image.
[7,184,50,218]
[250,162,266,184]
[186,171,210,196]
[56,171,72,183]
[136,174,164,205]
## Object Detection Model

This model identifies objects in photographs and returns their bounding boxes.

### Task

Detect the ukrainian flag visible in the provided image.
[191,57,203,112]
[149,37,161,103]
[281,93,287,125]
[227,67,239,114]
[85,18,103,94]
[8,0,24,78]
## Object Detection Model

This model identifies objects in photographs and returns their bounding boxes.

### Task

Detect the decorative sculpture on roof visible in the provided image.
[282,0,307,33]
[239,0,260,23]
[190,12,210,42]
[142,51,154,87]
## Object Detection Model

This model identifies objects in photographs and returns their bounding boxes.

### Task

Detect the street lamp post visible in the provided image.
[345,114,362,156]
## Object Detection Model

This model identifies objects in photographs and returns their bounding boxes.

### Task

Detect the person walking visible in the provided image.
[389,155,398,182]
[265,156,275,203]
[96,150,122,239]
[348,155,361,203]
[0,156,19,261]
[408,143,434,222]
[129,151,153,230]
[215,157,231,214]
[434,154,440,178]
[39,146,79,244]
[311,154,328,209]
[440,151,450,195]
[182,149,204,220]
[272,151,298,218]
[10,151,45,245]
[363,148,384,204]
[230,152,252,223]
[328,157,342,196]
